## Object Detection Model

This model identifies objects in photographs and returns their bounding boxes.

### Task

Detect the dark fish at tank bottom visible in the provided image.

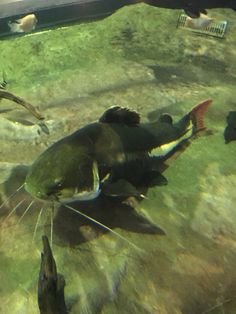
[24,99,212,203]
[224,111,236,144]
[38,235,67,314]
[142,0,236,17]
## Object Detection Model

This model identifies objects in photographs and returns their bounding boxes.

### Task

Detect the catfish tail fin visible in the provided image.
[190,99,213,132]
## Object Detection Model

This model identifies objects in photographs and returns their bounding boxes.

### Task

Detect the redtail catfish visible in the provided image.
[25,99,212,202]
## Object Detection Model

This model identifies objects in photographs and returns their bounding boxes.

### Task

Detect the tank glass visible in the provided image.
[0,1,236,313]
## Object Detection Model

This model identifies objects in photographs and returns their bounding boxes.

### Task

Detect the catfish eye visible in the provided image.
[46,181,63,196]
[55,182,63,188]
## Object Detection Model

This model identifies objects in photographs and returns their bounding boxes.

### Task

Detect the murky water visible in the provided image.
[0,3,236,314]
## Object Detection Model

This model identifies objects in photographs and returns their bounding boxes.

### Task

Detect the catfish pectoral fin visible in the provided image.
[102,179,140,198]
[141,171,168,187]
[38,235,67,314]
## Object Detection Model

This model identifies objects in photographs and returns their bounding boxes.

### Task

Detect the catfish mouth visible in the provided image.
[56,184,101,203]
[46,161,101,203]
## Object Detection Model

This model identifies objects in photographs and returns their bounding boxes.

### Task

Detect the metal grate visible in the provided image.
[177,14,228,38]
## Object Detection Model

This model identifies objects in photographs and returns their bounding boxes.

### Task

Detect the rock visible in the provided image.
[0,117,41,141]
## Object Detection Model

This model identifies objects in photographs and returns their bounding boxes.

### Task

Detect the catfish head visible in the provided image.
[25,135,100,202]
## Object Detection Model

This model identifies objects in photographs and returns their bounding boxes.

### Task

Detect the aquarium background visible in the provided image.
[0,3,236,313]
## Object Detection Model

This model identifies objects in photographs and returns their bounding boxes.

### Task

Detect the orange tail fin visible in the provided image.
[190,99,213,132]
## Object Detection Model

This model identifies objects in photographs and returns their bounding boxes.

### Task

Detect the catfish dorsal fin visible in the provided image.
[190,99,213,132]
[99,106,140,126]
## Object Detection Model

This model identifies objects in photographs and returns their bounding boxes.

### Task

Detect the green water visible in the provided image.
[1,4,236,314]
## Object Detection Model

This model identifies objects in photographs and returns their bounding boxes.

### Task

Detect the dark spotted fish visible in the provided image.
[224,111,236,143]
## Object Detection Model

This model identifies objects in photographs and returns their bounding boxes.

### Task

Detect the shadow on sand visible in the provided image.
[52,195,165,247]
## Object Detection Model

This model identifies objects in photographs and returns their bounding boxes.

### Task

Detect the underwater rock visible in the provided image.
[0,117,42,141]
[0,117,59,141]
[191,163,236,246]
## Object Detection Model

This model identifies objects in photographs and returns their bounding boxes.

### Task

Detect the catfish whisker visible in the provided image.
[62,203,143,252]
[200,298,232,314]
[3,198,26,222]
[17,200,35,224]
[0,182,25,211]
[32,205,44,242]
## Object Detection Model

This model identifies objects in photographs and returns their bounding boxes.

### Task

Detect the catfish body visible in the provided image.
[25,100,212,202]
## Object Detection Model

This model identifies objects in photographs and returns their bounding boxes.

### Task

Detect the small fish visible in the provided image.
[8,14,37,33]
[38,122,50,135]
[25,99,212,202]
[184,13,213,29]
[224,111,236,144]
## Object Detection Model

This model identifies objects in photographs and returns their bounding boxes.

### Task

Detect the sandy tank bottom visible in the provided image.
[0,4,236,314]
